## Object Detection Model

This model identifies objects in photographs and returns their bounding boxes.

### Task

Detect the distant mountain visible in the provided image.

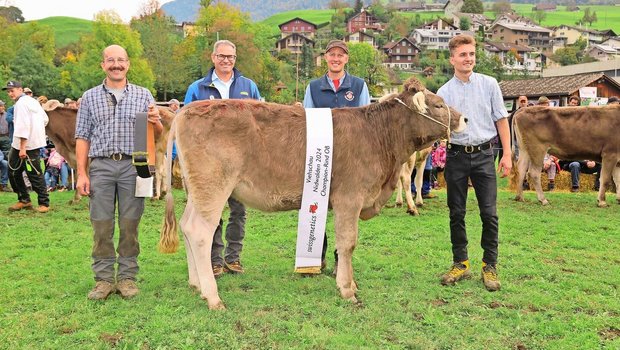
[161,0,334,23]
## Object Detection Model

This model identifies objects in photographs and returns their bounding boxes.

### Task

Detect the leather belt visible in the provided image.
[109,153,131,161]
[448,142,492,154]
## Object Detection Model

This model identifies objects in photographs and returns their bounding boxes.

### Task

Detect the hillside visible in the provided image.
[161,0,333,22]
[33,16,92,48]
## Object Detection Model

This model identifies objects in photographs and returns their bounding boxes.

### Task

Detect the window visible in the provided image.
[397,55,401,60]
[408,48,412,53]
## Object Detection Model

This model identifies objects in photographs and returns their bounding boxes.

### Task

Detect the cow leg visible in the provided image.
[514,151,530,202]
[69,190,81,205]
[394,176,403,208]
[179,197,199,291]
[414,157,425,207]
[527,165,548,206]
[596,159,616,208]
[402,154,418,215]
[613,164,620,204]
[332,201,362,303]
[180,195,227,310]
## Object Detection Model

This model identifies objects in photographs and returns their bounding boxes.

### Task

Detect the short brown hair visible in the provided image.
[448,34,476,55]
[568,96,580,104]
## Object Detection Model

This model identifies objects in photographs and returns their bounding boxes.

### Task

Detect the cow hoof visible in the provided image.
[617,199,620,205]
[597,201,608,208]
[415,202,424,207]
[207,300,226,310]
[351,280,359,292]
[189,282,200,292]
[395,203,402,208]
[406,208,419,216]
[541,199,550,206]
[385,203,396,208]
[514,196,524,202]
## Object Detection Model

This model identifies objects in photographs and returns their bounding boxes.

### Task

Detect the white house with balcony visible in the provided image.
[411,28,474,51]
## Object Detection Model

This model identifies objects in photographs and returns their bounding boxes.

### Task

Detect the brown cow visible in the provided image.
[392,146,433,215]
[42,101,176,201]
[159,77,467,309]
[513,105,620,206]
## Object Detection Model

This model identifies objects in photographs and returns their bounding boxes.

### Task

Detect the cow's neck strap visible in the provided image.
[394,97,451,138]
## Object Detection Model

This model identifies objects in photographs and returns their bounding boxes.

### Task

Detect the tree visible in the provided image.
[347,43,388,96]
[0,6,24,23]
[384,13,411,40]
[353,0,363,14]
[581,8,598,26]
[10,43,60,98]
[459,16,471,31]
[328,0,348,11]
[491,1,511,16]
[461,0,483,14]
[533,10,546,25]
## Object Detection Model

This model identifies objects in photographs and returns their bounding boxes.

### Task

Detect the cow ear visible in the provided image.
[403,77,426,93]
[411,91,428,113]
[378,92,398,103]
[42,99,62,112]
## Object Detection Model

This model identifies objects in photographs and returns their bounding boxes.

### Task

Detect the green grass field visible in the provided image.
[31,16,93,48]
[1,182,618,349]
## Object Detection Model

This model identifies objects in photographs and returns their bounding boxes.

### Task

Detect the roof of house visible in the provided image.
[588,44,619,54]
[498,73,620,98]
[491,21,552,34]
[382,37,419,51]
[278,17,317,29]
[533,4,556,10]
[485,41,534,53]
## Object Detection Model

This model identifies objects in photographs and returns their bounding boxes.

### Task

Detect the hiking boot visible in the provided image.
[116,279,139,299]
[35,205,49,213]
[422,193,437,199]
[441,260,471,285]
[57,186,67,192]
[571,187,579,192]
[481,262,501,292]
[547,182,555,191]
[8,201,32,212]
[1,184,12,192]
[212,264,225,278]
[88,280,116,300]
[224,261,244,274]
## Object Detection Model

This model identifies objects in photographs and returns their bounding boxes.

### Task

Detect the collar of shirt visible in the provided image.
[212,71,235,99]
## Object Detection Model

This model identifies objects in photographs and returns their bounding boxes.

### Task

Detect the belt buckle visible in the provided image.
[111,153,122,161]
[464,145,474,154]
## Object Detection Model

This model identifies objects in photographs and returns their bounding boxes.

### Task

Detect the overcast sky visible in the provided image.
[11,0,174,23]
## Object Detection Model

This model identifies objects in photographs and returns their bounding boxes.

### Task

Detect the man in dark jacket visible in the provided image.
[184,40,261,278]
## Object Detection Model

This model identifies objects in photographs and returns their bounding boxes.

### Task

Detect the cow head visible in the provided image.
[400,77,467,134]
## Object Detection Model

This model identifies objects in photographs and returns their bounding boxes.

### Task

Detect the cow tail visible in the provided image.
[509,110,520,190]
[159,117,179,254]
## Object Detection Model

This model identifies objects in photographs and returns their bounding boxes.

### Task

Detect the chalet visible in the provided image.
[389,0,425,12]
[411,28,475,51]
[499,73,620,109]
[276,33,315,55]
[484,42,541,75]
[347,9,383,33]
[452,12,490,32]
[601,37,620,49]
[345,31,377,48]
[382,38,420,70]
[443,0,463,18]
[587,44,620,61]
[279,17,317,39]
[487,21,553,53]
[419,18,457,31]
[552,25,617,46]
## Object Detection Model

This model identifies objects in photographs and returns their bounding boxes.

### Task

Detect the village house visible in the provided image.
[452,12,490,32]
[543,60,620,85]
[532,3,556,12]
[345,31,377,48]
[382,38,420,70]
[443,0,463,18]
[587,44,620,61]
[552,25,617,47]
[484,41,542,75]
[411,28,474,51]
[419,18,457,31]
[487,21,553,53]
[276,17,317,54]
[347,9,383,33]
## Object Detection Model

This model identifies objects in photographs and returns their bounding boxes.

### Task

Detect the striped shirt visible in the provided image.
[75,81,155,158]
[437,72,507,146]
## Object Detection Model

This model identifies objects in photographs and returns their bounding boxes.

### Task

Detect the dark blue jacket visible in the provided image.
[308,74,366,108]
[184,67,261,104]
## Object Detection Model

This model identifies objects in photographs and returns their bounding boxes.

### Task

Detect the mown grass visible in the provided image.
[1,182,619,349]
[31,16,93,48]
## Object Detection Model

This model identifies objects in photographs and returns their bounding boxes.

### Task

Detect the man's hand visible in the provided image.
[76,173,90,196]
[586,160,596,168]
[498,153,512,178]
[19,148,27,159]
[147,104,163,136]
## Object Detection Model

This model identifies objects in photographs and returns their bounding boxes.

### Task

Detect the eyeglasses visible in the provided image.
[103,57,129,65]
[214,54,237,62]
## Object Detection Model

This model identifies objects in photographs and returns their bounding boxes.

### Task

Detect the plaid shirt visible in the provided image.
[75,81,155,158]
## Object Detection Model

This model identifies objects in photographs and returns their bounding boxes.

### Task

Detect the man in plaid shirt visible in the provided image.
[75,44,163,300]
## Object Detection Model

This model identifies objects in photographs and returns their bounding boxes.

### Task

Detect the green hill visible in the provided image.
[32,16,93,48]
[261,9,336,30]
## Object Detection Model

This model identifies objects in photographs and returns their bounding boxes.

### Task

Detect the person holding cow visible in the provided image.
[437,34,512,292]
[3,80,50,213]
[75,44,163,300]
[302,39,371,274]
[183,39,261,278]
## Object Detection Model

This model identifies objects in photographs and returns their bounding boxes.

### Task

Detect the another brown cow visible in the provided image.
[159,77,467,309]
[392,147,433,215]
[513,105,620,206]
[43,101,176,201]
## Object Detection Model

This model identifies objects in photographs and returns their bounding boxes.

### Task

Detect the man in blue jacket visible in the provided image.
[303,40,370,274]
[184,40,261,278]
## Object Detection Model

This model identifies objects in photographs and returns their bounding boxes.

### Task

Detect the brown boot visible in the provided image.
[35,205,49,213]
[116,279,139,299]
[8,201,32,212]
[88,281,116,300]
[224,261,244,274]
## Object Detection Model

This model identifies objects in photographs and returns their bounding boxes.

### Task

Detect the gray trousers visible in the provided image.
[89,158,144,282]
[211,197,246,266]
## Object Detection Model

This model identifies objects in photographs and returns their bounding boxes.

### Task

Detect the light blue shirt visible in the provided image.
[211,71,234,100]
[437,72,507,146]
[302,74,371,108]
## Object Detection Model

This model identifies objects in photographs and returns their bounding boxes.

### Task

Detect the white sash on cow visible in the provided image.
[295,108,333,274]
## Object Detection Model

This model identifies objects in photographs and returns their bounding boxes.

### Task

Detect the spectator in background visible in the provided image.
[44,146,65,191]
[412,155,436,199]
[0,100,9,159]
[431,139,447,188]
[23,87,33,97]
[543,154,559,191]
[537,96,550,106]
[168,99,180,113]
[568,95,580,106]
[607,96,619,105]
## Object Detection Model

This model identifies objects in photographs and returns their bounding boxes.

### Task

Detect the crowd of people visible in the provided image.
[2,34,618,302]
